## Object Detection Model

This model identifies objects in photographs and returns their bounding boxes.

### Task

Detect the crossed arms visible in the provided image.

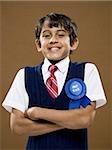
[10,102,96,136]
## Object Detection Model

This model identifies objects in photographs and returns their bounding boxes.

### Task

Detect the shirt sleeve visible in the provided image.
[2,68,29,113]
[84,63,107,108]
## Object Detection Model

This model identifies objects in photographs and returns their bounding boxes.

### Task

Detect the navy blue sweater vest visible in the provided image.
[25,61,88,150]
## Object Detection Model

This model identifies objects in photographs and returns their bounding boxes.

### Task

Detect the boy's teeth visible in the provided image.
[50,47,59,51]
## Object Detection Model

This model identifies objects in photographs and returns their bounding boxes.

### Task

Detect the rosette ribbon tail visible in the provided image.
[80,96,91,108]
[69,100,81,109]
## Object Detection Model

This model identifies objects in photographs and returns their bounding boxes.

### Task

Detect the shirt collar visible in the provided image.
[42,57,70,73]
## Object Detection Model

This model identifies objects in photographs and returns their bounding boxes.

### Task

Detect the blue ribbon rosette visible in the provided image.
[65,78,91,109]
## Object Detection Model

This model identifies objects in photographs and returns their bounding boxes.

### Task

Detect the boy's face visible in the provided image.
[36,21,78,61]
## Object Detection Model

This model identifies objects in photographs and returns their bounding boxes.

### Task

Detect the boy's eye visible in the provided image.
[57,31,66,37]
[43,34,51,38]
[58,33,65,36]
[58,34,65,37]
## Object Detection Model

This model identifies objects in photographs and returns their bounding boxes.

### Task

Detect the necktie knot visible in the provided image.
[49,65,58,74]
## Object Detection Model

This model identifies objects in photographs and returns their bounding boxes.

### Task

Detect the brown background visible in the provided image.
[0,1,112,150]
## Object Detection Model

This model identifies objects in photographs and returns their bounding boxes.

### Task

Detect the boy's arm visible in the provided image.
[26,102,96,129]
[10,108,64,136]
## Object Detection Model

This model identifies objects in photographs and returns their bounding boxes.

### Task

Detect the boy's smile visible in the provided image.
[36,21,77,61]
[47,44,61,52]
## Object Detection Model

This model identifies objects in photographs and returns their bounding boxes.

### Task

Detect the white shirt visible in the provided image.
[2,57,107,113]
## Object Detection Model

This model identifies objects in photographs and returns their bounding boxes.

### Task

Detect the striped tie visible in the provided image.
[46,65,58,99]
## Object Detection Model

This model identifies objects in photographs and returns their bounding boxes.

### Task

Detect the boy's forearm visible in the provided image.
[27,102,96,129]
[11,109,64,136]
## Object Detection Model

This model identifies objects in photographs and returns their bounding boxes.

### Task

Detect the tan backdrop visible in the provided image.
[0,1,112,150]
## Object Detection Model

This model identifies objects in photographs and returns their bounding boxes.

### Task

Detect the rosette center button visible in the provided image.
[70,81,82,96]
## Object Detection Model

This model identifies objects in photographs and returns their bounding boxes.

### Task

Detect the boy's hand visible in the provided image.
[25,107,41,120]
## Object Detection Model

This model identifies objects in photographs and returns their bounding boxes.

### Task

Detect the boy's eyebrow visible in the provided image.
[56,29,66,32]
[42,30,50,34]
[42,29,66,34]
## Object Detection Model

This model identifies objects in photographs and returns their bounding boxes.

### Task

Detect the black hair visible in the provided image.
[35,12,78,46]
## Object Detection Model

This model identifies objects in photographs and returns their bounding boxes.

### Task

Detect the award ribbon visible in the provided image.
[65,78,91,109]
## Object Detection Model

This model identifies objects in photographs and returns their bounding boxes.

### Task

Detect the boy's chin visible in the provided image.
[48,59,61,64]
[48,57,66,64]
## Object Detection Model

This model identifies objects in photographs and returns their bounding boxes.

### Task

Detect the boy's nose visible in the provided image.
[49,36,58,44]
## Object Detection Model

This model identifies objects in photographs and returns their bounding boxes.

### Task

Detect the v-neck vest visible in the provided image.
[25,61,88,150]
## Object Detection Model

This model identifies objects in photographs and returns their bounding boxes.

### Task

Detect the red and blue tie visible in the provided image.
[46,65,58,99]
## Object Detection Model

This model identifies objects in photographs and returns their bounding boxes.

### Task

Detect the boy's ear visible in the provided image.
[70,38,79,52]
[35,39,41,52]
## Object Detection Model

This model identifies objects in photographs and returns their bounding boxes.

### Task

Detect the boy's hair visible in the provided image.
[35,12,78,47]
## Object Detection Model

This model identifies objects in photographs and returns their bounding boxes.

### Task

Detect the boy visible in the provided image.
[2,13,106,150]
